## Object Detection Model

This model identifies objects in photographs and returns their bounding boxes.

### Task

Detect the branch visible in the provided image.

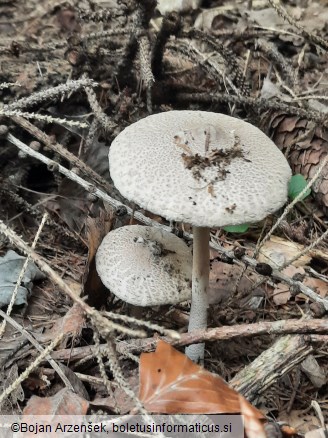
[48,319,328,361]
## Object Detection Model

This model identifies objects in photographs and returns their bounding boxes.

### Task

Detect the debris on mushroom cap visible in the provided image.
[109,111,292,228]
[156,0,201,15]
[95,225,192,306]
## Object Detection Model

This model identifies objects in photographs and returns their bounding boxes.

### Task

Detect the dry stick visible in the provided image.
[267,0,328,51]
[100,311,180,339]
[49,318,328,361]
[83,74,116,132]
[3,78,97,111]
[0,332,65,406]
[138,35,155,113]
[280,228,328,271]
[0,219,150,339]
[93,329,118,412]
[175,92,327,127]
[11,117,112,194]
[230,334,313,401]
[7,133,328,310]
[0,213,48,339]
[0,309,74,392]
[0,109,88,129]
[93,331,154,425]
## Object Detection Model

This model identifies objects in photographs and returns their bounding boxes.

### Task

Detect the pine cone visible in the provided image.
[266,112,328,214]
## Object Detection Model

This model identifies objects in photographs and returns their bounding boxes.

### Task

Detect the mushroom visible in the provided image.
[96,225,192,306]
[108,110,292,362]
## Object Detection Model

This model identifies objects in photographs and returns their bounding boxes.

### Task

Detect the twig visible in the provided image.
[6,132,165,228]
[0,213,47,339]
[1,108,88,129]
[0,332,65,406]
[10,117,113,194]
[280,228,328,270]
[174,92,328,126]
[257,154,328,252]
[180,29,251,96]
[230,335,313,401]
[49,319,328,360]
[0,309,74,392]
[100,311,179,339]
[151,12,181,78]
[255,38,294,86]
[138,35,154,113]
[267,0,328,51]
[83,74,117,132]
[3,78,97,111]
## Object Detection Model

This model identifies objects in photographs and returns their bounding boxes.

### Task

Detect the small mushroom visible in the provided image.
[108,110,292,362]
[96,225,192,306]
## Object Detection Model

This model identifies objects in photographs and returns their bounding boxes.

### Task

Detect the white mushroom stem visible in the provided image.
[185,226,210,363]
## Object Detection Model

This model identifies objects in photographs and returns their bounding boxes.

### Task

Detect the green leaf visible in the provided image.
[288,174,311,201]
[223,224,249,233]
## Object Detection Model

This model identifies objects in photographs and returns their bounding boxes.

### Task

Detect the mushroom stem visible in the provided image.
[185,226,210,363]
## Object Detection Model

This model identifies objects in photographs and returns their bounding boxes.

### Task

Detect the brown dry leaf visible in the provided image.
[279,410,322,435]
[271,282,291,306]
[83,212,113,307]
[139,340,267,438]
[301,355,327,389]
[270,266,305,305]
[305,427,328,438]
[208,251,262,305]
[303,277,328,298]
[258,236,311,268]
[23,388,89,415]
[91,375,139,414]
[282,266,306,277]
[57,364,89,400]
[40,303,85,346]
[23,372,50,392]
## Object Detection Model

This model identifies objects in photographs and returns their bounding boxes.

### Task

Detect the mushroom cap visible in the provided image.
[96,225,192,306]
[109,111,292,227]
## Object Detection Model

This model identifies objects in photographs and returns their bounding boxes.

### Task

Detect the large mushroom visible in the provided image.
[96,225,192,306]
[108,110,292,362]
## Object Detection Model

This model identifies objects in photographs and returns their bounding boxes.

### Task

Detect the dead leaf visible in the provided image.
[40,303,85,346]
[258,236,311,268]
[56,364,90,400]
[91,375,139,414]
[23,371,50,392]
[139,340,267,438]
[23,388,89,415]
[303,277,328,298]
[0,250,45,307]
[305,427,328,438]
[208,256,262,305]
[301,355,327,389]
[83,212,113,307]
[271,282,291,306]
[279,410,322,435]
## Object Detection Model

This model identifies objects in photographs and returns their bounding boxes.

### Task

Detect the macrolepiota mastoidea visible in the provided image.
[108,110,292,362]
[96,225,192,306]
